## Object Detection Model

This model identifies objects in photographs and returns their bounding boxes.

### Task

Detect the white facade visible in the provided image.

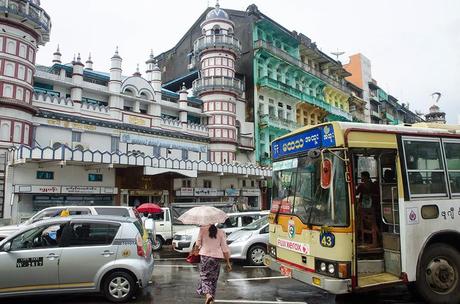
[0,2,269,223]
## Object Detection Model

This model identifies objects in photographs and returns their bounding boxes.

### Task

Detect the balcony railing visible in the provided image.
[254,40,349,93]
[257,76,352,121]
[194,34,242,57]
[34,87,60,97]
[193,76,244,96]
[0,0,51,40]
[259,114,301,131]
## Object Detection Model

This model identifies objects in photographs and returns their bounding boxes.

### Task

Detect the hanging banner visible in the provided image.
[120,133,207,153]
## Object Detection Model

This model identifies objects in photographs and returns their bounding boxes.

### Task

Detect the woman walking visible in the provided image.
[195,224,232,304]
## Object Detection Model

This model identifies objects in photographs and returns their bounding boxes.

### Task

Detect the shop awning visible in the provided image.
[143,167,197,178]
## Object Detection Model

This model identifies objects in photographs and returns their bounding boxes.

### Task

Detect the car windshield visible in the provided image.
[272,151,349,227]
[242,216,268,230]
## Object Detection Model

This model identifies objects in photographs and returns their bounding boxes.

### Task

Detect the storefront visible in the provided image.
[12,184,117,220]
[174,187,262,210]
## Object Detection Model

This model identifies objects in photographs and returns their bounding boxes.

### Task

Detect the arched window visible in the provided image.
[13,123,21,142]
[3,84,13,98]
[5,62,15,77]
[7,40,16,54]
[18,65,25,80]
[0,122,11,141]
[124,88,135,96]
[19,44,27,58]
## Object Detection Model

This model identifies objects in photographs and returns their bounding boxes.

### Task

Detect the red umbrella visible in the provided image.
[136,203,163,214]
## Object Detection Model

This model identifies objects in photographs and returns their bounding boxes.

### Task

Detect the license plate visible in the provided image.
[280,265,292,277]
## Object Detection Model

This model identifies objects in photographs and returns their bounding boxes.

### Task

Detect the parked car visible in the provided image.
[227,216,269,266]
[0,206,143,241]
[150,207,195,251]
[172,210,269,254]
[0,215,153,303]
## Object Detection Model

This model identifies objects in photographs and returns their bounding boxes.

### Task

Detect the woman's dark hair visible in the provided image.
[208,224,217,239]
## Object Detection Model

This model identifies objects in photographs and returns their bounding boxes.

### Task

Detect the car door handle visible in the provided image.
[46,253,60,260]
[101,251,115,256]
[159,224,164,226]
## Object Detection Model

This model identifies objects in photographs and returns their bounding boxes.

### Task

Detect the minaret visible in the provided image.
[70,53,84,103]
[145,51,161,117]
[52,45,62,64]
[179,83,188,126]
[85,53,93,70]
[133,64,141,77]
[109,47,123,109]
[0,0,51,219]
[193,2,243,163]
[146,50,162,101]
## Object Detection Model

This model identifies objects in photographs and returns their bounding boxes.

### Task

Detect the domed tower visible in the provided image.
[425,104,446,124]
[425,93,446,124]
[0,0,51,148]
[193,1,243,163]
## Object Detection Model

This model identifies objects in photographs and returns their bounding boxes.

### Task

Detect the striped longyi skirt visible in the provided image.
[196,255,221,297]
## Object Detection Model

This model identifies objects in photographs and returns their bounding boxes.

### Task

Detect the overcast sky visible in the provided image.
[37,0,460,123]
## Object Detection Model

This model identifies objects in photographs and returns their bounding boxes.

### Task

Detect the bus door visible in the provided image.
[351,149,403,288]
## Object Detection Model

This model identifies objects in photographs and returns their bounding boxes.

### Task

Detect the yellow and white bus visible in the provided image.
[264,122,460,304]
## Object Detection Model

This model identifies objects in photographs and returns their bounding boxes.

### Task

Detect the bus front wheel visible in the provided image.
[416,243,460,304]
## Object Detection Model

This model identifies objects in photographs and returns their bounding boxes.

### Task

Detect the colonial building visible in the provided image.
[156,3,353,166]
[344,53,423,125]
[0,1,270,223]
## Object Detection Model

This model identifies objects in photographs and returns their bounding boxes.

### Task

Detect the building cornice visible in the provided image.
[37,110,210,143]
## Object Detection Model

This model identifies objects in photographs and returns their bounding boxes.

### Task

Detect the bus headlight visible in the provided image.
[315,259,350,278]
[328,264,335,274]
[320,262,326,272]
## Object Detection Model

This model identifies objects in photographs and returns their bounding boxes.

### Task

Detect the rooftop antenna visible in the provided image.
[331,49,345,61]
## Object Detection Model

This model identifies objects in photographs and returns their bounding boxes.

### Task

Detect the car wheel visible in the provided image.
[103,271,136,303]
[248,244,266,266]
[416,243,460,304]
[152,236,163,251]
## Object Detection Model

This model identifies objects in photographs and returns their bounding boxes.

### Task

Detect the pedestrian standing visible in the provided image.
[195,224,232,304]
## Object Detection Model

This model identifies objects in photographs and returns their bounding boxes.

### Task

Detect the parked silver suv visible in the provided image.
[0,215,154,303]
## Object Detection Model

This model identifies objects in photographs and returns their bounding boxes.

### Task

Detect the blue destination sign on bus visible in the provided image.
[271,125,336,160]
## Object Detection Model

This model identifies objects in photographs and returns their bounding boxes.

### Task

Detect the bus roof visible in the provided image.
[271,122,460,161]
[276,121,460,142]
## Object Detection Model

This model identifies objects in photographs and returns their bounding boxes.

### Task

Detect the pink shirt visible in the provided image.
[196,226,229,259]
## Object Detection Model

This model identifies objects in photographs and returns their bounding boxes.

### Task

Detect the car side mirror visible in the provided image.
[2,242,11,252]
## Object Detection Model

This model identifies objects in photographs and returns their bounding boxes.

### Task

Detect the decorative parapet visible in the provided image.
[193,76,244,96]
[187,122,208,133]
[194,34,242,57]
[0,0,51,43]
[160,117,181,128]
[33,92,110,114]
[9,145,272,177]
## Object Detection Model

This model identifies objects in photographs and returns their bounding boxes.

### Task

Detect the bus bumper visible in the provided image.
[264,256,352,294]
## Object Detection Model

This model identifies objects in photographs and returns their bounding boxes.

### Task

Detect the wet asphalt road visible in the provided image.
[2,246,424,304]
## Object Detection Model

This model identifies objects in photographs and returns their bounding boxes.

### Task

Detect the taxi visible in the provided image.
[0,215,154,303]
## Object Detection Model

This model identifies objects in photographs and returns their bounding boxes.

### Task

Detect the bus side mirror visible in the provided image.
[321,159,332,189]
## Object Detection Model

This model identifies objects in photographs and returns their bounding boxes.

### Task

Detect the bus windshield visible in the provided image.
[272,151,348,227]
